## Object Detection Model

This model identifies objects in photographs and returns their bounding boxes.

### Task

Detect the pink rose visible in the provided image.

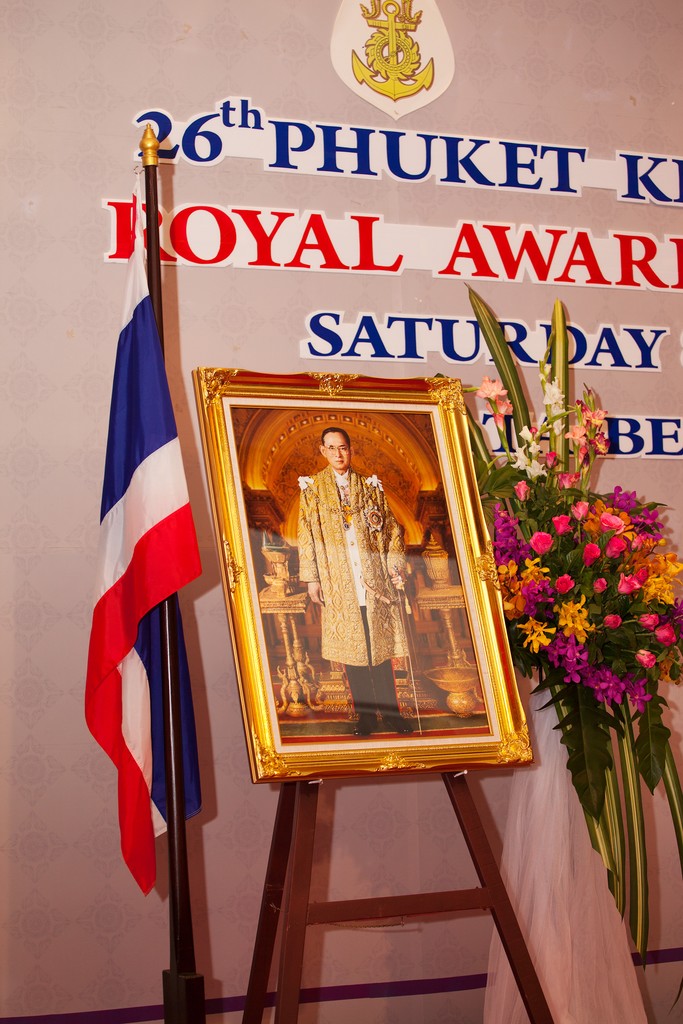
[583,543,601,567]
[557,472,580,490]
[636,650,657,669]
[655,623,677,647]
[514,480,530,501]
[572,501,589,520]
[593,577,608,592]
[618,573,642,594]
[639,614,659,630]
[546,451,558,468]
[606,535,627,559]
[604,614,622,629]
[600,513,625,534]
[530,532,553,555]
[552,514,572,535]
[555,574,575,594]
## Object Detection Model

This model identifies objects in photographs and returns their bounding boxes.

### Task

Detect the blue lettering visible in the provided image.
[647,418,683,457]
[306,313,344,357]
[585,327,629,369]
[539,146,586,194]
[623,328,667,369]
[386,317,432,359]
[606,417,645,456]
[239,99,263,130]
[344,315,392,358]
[438,319,480,362]
[499,321,536,364]
[500,142,542,191]
[269,120,316,169]
[620,154,673,203]
[439,137,495,187]
[317,125,376,176]
[381,131,436,181]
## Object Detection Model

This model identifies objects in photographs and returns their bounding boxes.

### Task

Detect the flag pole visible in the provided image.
[139,125,206,1024]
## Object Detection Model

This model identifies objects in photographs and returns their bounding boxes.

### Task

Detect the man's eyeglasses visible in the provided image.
[324,445,350,454]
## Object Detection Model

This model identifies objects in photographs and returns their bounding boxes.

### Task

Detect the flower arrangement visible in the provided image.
[465,287,683,960]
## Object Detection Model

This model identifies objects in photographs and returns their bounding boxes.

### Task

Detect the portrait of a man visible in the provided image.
[297,427,413,735]
[225,401,490,746]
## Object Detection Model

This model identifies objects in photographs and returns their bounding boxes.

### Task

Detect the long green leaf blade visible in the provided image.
[663,742,683,875]
[603,764,626,915]
[548,298,570,470]
[467,287,530,439]
[618,707,649,961]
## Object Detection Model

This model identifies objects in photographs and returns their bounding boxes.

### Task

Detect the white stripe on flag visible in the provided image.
[120,645,167,838]
[95,438,189,601]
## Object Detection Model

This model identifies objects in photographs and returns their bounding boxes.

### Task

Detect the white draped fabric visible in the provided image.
[483,689,648,1024]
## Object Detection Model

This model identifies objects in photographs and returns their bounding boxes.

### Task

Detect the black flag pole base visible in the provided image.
[163,968,206,1024]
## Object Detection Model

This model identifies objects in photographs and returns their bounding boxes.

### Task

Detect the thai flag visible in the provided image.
[86,230,202,894]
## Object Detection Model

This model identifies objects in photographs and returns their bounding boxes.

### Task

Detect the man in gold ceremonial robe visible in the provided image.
[297,427,412,736]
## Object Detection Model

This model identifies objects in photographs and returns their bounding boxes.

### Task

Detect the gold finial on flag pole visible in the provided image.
[140,124,160,167]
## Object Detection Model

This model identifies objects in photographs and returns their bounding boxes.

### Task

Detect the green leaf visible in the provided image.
[635,693,671,793]
[467,287,530,439]
[548,298,570,470]
[663,742,683,876]
[602,765,627,915]
[618,706,649,961]
[466,405,492,470]
[555,683,614,819]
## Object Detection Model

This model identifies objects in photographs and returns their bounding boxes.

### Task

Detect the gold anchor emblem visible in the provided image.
[352,1,435,102]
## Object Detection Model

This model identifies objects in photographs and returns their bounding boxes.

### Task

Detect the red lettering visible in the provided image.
[669,237,683,289]
[555,230,611,285]
[169,206,237,265]
[437,222,497,278]
[105,200,135,260]
[233,209,295,266]
[613,233,668,289]
[285,213,350,270]
[349,215,403,272]
[105,201,177,263]
[485,225,566,281]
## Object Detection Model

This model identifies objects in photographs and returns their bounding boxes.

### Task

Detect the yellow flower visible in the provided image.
[518,617,556,653]
[498,561,526,620]
[521,557,551,583]
[640,551,683,606]
[555,594,593,644]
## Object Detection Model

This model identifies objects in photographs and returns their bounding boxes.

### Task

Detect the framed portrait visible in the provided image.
[193,369,530,782]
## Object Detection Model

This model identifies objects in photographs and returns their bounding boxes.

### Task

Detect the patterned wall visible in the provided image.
[1,0,682,1019]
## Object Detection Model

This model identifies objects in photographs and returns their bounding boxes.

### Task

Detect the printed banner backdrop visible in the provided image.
[1,0,682,1020]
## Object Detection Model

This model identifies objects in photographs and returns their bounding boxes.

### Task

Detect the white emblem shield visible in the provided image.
[330,0,455,120]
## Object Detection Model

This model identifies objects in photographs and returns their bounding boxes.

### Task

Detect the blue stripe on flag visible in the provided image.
[100,295,178,521]
[134,596,202,822]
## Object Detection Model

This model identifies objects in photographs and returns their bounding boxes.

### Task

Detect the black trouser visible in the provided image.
[344,606,403,729]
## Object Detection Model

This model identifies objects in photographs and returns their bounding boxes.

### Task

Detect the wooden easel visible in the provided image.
[242,773,554,1023]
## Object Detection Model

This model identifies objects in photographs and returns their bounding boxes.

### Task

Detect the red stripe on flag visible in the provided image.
[86,504,200,707]
[85,504,200,893]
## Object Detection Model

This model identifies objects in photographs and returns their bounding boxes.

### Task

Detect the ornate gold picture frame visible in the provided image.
[193,369,530,782]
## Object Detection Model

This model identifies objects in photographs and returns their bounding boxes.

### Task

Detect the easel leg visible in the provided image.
[274,781,320,1024]
[242,783,297,1024]
[442,772,554,1024]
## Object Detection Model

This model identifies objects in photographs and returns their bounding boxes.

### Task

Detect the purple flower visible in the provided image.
[609,487,637,512]
[624,676,652,714]
[547,634,589,684]
[522,578,555,617]
[493,505,531,566]
[582,665,628,706]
